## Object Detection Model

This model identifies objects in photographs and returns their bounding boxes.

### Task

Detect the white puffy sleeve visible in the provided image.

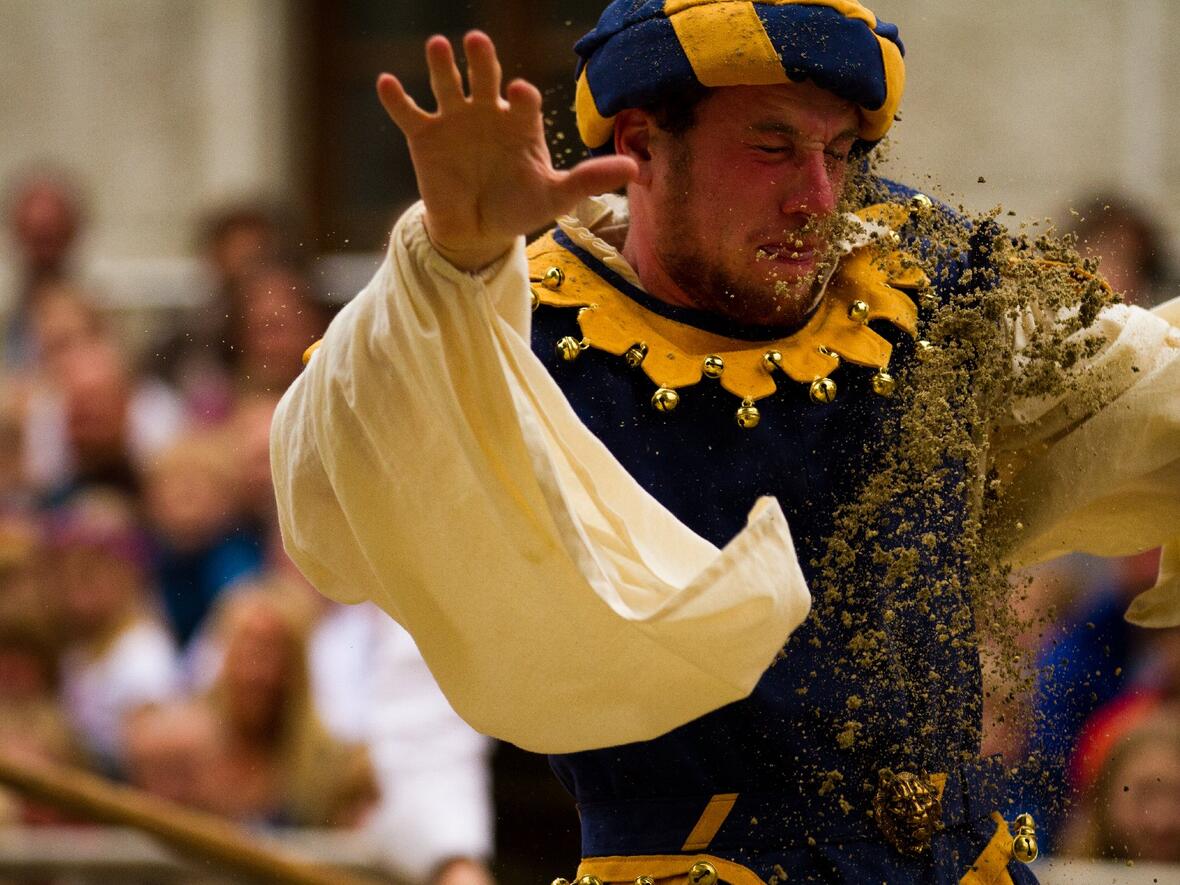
[994,295,1180,627]
[270,203,811,754]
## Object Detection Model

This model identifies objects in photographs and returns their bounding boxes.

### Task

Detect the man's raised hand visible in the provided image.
[377,31,638,272]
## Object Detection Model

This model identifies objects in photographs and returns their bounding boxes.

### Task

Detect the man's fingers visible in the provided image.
[425,35,465,110]
[555,156,640,206]
[505,79,543,119]
[464,31,502,103]
[376,74,429,135]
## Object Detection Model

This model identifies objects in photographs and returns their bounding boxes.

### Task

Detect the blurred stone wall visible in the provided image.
[0,0,294,310]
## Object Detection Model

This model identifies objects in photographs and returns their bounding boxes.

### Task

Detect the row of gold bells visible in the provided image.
[554,335,899,433]
[552,861,718,885]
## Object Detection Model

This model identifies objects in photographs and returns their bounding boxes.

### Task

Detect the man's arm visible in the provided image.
[996,296,1180,626]
[269,34,813,754]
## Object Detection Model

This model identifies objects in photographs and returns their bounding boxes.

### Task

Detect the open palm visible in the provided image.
[378,31,637,272]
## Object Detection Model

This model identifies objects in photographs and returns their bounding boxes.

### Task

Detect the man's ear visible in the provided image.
[614,109,654,187]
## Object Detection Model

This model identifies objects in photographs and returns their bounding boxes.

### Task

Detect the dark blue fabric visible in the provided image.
[533,178,1036,882]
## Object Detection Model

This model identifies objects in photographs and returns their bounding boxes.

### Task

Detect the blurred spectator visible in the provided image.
[231,262,331,396]
[51,491,182,775]
[2,168,86,371]
[1060,710,1180,862]
[151,200,299,421]
[124,701,224,813]
[1067,192,1172,308]
[142,431,263,649]
[363,613,494,885]
[201,583,378,828]
[23,330,185,500]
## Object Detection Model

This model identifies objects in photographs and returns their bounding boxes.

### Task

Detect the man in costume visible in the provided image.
[270,1,1180,882]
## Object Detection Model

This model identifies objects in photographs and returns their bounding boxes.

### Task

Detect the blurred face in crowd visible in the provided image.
[212,220,277,290]
[9,178,81,278]
[621,82,859,326]
[57,544,139,639]
[231,396,280,518]
[1101,732,1180,862]
[238,268,327,392]
[58,338,131,464]
[144,441,237,552]
[28,285,105,379]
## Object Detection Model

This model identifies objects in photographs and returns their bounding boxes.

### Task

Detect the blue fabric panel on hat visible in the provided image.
[754,3,890,111]
[582,16,698,119]
[574,0,667,73]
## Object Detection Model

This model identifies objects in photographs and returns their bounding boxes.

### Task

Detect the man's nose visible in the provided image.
[781,149,839,217]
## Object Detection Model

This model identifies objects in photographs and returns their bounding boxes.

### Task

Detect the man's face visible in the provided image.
[643,83,860,326]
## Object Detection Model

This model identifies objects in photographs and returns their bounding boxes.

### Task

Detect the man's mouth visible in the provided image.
[756,241,821,267]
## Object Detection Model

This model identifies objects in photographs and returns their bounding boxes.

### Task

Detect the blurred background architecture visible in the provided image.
[0,1,1177,883]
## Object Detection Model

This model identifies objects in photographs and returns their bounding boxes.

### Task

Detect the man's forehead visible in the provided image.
[705,83,860,133]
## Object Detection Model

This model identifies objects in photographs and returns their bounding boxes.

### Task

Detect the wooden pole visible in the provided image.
[0,749,385,885]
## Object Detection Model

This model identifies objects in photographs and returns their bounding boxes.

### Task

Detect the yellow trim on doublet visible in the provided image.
[959,812,1016,885]
[671,3,787,88]
[681,793,739,852]
[528,204,923,405]
[578,853,768,885]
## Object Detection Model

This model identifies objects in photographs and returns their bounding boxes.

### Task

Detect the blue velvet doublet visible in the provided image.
[529,187,1038,884]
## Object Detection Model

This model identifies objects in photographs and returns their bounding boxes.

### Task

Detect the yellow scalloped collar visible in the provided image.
[528,203,927,406]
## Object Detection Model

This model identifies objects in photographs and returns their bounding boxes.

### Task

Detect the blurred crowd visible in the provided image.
[0,163,1177,885]
[0,168,497,885]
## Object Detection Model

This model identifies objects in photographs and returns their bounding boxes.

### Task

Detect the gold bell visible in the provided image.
[635,878,656,885]
[1012,812,1038,864]
[736,399,761,429]
[848,299,871,324]
[702,354,725,378]
[762,350,783,372]
[542,266,565,290]
[871,370,897,397]
[911,193,933,212]
[688,861,718,885]
[577,877,603,885]
[531,291,540,311]
[810,377,837,404]
[557,336,585,362]
[551,880,570,885]
[651,387,680,412]
[1012,833,1039,864]
[624,342,648,369]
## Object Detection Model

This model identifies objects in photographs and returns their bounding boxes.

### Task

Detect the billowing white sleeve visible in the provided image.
[995,296,1180,627]
[270,203,811,754]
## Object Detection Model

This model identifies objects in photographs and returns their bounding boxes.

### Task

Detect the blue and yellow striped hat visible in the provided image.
[574,0,905,153]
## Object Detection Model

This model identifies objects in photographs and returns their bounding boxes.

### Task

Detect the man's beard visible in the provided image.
[658,216,837,328]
